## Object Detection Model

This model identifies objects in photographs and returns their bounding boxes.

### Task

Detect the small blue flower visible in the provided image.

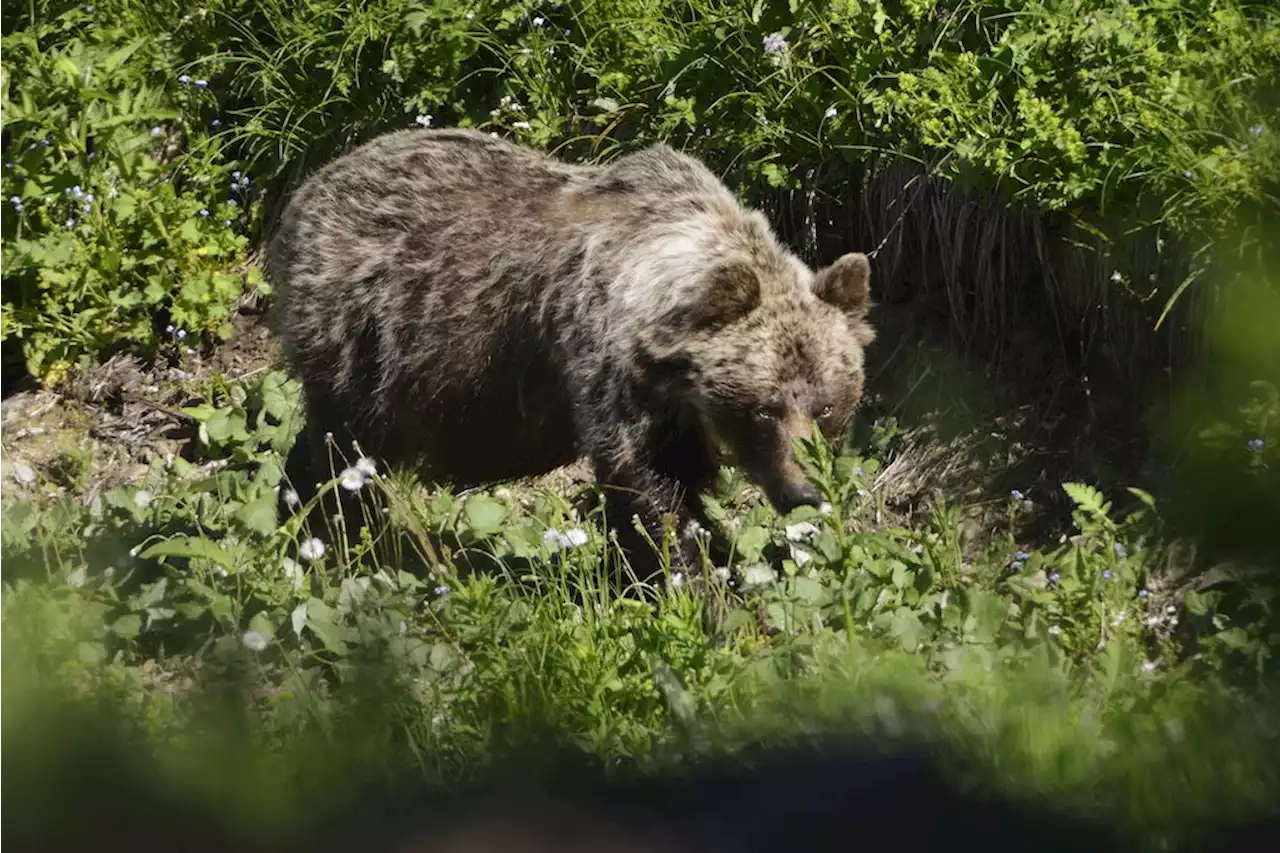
[176,329,187,340]
[165,324,175,334]
[86,4,94,11]
[231,171,241,180]
[434,585,450,596]
[194,79,209,88]
[227,198,237,206]
[8,195,22,207]
[64,218,76,228]
[763,32,787,54]
[81,203,91,213]
[1248,125,1263,137]
[1048,571,1061,584]
[1011,489,1025,500]
[39,138,50,146]
[151,126,162,137]
[5,162,14,168]
[1139,588,1150,598]
[1016,550,1031,561]
[178,74,190,84]
[211,118,221,128]
[198,208,210,217]
[1012,561,1024,570]
[70,185,83,198]
[856,488,867,497]
[1103,570,1113,580]
[1113,542,1126,557]
[1183,170,1192,178]
[1248,437,1264,452]
[224,219,232,227]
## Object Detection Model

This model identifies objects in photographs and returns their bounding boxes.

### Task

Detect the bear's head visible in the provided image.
[641,245,876,515]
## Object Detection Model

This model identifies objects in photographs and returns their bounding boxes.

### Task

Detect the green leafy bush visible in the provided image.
[1,5,260,385]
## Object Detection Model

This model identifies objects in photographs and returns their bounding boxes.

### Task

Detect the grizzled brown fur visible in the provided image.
[267,128,876,581]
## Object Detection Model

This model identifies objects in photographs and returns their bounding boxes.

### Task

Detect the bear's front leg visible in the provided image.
[591,459,709,590]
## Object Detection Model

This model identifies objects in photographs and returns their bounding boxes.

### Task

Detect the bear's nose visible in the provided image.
[775,481,823,513]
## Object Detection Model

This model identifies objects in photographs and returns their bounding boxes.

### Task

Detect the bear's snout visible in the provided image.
[772,479,823,514]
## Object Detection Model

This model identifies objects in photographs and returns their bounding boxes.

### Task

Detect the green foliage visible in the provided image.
[1,4,261,385]
[3,368,1278,847]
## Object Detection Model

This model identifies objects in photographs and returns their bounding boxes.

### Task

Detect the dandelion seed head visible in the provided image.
[339,466,366,491]
[283,489,300,510]
[298,537,326,562]
[242,630,267,652]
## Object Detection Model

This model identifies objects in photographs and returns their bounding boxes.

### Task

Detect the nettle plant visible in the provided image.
[1,9,260,386]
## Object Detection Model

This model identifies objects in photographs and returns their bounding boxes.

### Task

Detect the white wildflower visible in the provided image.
[415,114,433,127]
[532,15,544,27]
[298,537,326,562]
[339,466,366,491]
[354,456,377,478]
[670,571,685,589]
[133,489,154,508]
[512,120,531,130]
[12,462,35,485]
[562,527,589,547]
[1141,660,1158,672]
[241,630,267,652]
[1048,625,1062,636]
[825,106,838,119]
[282,488,301,510]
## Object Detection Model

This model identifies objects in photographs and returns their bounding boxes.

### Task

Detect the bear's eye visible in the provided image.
[817,404,834,421]
[752,406,779,423]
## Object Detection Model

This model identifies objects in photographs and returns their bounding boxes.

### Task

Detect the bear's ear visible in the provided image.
[813,252,871,319]
[691,260,761,330]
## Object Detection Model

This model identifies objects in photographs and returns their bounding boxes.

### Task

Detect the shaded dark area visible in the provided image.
[5,685,1277,853]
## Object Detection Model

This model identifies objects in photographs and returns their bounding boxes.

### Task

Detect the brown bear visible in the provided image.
[266,127,875,583]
